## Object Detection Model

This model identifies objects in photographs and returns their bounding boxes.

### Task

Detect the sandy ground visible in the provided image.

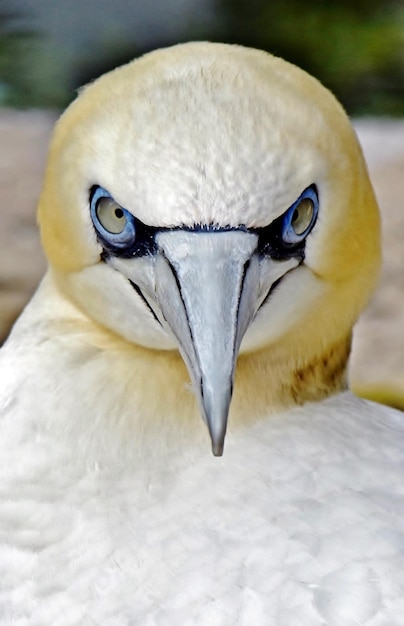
[0,110,403,393]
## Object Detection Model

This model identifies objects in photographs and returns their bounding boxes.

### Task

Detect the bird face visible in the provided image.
[38,43,380,455]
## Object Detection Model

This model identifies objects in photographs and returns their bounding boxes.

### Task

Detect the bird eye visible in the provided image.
[96,197,127,234]
[90,186,136,250]
[281,186,318,245]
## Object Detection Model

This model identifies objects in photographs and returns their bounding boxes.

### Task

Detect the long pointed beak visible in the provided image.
[154,230,260,456]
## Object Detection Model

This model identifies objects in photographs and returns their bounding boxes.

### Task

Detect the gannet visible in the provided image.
[1,42,404,625]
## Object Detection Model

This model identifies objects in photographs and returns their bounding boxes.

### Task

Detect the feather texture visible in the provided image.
[0,43,402,624]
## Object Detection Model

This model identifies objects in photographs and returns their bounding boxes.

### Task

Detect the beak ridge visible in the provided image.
[154,230,259,455]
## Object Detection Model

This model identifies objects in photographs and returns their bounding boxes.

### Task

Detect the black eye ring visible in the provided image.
[90,186,136,249]
[281,186,319,245]
[256,185,319,260]
[89,186,157,258]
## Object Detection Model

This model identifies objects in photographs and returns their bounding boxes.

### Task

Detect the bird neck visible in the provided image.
[231,334,351,428]
[18,272,351,459]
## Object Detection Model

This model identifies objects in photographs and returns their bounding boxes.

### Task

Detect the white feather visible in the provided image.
[0,43,402,624]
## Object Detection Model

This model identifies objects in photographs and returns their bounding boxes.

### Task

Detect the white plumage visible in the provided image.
[1,42,403,624]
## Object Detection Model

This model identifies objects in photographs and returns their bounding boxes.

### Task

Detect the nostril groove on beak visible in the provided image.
[232,258,253,362]
[163,255,198,354]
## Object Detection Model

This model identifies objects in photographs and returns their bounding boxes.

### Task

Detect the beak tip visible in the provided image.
[209,426,226,456]
[206,403,230,458]
[212,442,224,457]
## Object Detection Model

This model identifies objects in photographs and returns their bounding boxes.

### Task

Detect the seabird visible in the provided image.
[1,42,403,624]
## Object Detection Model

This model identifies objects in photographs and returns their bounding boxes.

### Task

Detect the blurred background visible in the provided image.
[0,0,403,406]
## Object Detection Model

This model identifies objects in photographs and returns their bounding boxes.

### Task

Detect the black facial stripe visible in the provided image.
[254,216,306,261]
[95,223,157,258]
[163,256,196,351]
[162,255,203,393]
[254,183,318,261]
[99,223,306,261]
[257,256,304,313]
[232,258,251,371]
[129,281,162,326]
[258,275,284,311]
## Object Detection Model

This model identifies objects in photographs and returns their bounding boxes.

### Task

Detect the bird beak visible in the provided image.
[154,230,260,456]
[110,229,299,456]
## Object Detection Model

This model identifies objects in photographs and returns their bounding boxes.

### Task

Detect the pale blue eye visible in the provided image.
[282,186,319,245]
[90,186,136,249]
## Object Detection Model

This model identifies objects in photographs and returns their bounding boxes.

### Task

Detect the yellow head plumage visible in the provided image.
[37,42,380,453]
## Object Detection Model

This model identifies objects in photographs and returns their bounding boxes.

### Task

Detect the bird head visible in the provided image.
[38,43,380,456]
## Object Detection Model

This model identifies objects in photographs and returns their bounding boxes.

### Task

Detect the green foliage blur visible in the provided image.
[1,0,404,115]
[0,6,70,107]
[212,0,404,115]
[0,7,30,104]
